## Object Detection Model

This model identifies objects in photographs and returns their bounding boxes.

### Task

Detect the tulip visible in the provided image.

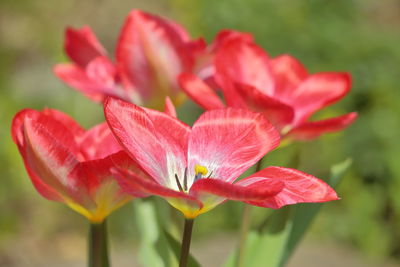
[54,10,204,109]
[11,108,143,267]
[179,38,357,142]
[104,97,338,267]
[105,97,337,217]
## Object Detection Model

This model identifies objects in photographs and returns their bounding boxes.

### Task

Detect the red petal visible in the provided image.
[77,151,147,197]
[228,82,294,130]
[285,112,358,141]
[111,167,202,208]
[211,30,254,52]
[116,10,192,103]
[15,110,92,205]
[64,26,107,67]
[190,178,283,201]
[290,72,351,123]
[238,167,339,209]
[188,108,280,184]
[143,106,190,157]
[179,72,225,110]
[164,97,177,118]
[78,122,121,161]
[54,63,109,102]
[86,57,117,86]
[12,110,64,201]
[104,97,189,185]
[215,40,275,96]
[270,54,308,100]
[42,108,85,139]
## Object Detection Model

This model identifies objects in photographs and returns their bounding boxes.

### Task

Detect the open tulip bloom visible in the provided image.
[105,97,339,219]
[11,108,135,223]
[179,37,357,142]
[54,9,205,108]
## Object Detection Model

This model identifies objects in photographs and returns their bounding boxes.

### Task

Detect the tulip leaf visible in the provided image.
[249,207,293,267]
[133,200,165,267]
[222,207,292,267]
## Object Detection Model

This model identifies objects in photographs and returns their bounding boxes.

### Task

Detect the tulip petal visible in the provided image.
[116,10,191,104]
[228,82,294,129]
[78,151,143,196]
[215,40,275,96]
[77,122,121,161]
[112,167,199,202]
[143,107,190,157]
[12,110,65,201]
[285,112,358,141]
[211,30,254,52]
[54,63,110,102]
[190,178,283,201]
[237,167,339,209]
[188,108,280,185]
[290,72,351,123]
[112,167,203,218]
[86,57,117,85]
[65,26,107,67]
[104,98,190,186]
[68,151,136,222]
[270,54,308,100]
[42,108,85,139]
[17,111,93,206]
[179,72,225,110]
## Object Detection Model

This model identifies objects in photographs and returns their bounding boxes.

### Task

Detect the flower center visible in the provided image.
[174,164,212,193]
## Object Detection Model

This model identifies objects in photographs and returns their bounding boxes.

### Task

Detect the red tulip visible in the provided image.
[54,10,203,109]
[104,97,338,219]
[11,108,144,223]
[179,39,357,141]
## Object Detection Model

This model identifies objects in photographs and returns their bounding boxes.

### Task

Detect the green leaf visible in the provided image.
[133,200,165,267]
[251,207,292,267]
[222,207,292,267]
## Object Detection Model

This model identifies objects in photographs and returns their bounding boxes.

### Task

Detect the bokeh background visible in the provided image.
[1,0,400,266]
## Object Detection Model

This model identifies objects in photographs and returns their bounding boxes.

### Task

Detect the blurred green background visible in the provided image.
[1,0,399,266]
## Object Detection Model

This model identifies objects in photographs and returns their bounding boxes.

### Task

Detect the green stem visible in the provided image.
[179,219,195,267]
[89,220,110,267]
[236,157,264,267]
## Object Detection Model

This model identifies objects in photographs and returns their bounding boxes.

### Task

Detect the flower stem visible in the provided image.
[236,157,264,267]
[88,220,110,267]
[179,219,195,267]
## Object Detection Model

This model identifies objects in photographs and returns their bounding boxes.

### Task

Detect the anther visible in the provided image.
[194,164,209,181]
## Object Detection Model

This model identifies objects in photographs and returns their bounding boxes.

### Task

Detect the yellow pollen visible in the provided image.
[195,164,208,176]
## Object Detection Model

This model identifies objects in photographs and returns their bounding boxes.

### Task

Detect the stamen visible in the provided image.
[194,173,202,182]
[175,174,184,192]
[207,171,213,178]
[194,164,209,182]
[183,168,188,191]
